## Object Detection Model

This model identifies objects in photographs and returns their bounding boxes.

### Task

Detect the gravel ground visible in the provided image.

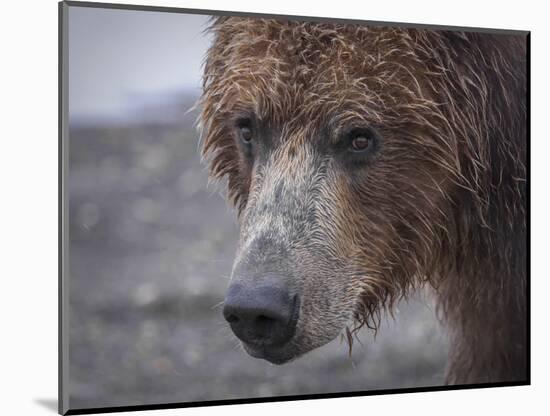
[68,101,448,410]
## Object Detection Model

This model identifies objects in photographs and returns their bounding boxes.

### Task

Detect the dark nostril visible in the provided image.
[257,315,274,324]
[225,313,239,324]
[254,314,278,332]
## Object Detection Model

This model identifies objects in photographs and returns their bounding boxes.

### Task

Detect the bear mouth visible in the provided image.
[241,341,299,364]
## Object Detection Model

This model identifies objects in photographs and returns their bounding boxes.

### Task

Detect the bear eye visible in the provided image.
[345,127,379,154]
[236,120,254,144]
[240,126,253,143]
[350,135,372,152]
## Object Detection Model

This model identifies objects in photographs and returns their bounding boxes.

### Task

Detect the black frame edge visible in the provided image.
[525,31,531,385]
[58,2,63,414]
[63,0,529,35]
[65,381,530,415]
[59,1,70,415]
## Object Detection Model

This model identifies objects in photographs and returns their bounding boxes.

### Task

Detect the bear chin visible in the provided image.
[242,342,300,365]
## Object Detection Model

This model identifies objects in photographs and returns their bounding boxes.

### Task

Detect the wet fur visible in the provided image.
[199,18,527,384]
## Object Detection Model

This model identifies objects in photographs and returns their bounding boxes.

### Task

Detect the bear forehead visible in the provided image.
[206,18,434,128]
[213,18,412,57]
[212,18,419,84]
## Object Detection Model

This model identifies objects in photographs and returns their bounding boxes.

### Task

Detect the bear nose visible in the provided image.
[223,282,299,347]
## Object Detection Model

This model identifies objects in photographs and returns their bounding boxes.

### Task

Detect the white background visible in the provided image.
[1,0,547,415]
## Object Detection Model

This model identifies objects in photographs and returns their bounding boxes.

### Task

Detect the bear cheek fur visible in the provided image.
[319,131,456,332]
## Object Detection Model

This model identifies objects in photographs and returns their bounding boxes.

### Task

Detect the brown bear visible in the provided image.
[199,17,527,385]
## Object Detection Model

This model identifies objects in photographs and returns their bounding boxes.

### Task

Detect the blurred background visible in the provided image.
[67,5,448,410]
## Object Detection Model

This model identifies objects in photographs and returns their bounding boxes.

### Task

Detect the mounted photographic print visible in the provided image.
[59,1,530,414]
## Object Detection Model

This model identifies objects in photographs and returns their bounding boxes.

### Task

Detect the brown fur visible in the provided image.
[199,17,527,384]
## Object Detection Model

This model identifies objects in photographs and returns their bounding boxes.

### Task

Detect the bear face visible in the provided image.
[200,17,526,369]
